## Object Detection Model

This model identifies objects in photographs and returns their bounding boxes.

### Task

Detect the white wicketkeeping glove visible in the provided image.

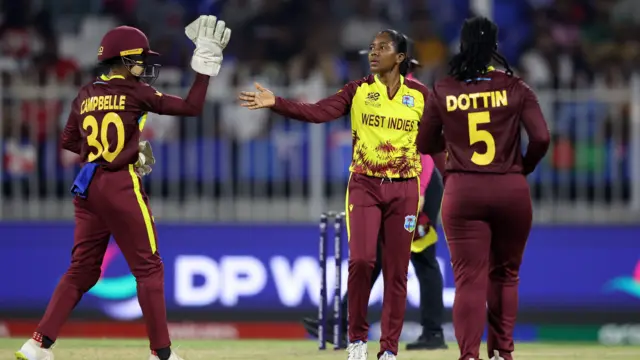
[185,15,232,77]
[135,140,155,177]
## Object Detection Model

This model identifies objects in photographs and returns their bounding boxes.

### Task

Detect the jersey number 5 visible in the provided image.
[468,111,496,166]
[83,112,125,163]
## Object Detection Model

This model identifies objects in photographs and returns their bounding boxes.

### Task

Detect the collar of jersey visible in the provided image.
[99,74,126,81]
[373,74,404,99]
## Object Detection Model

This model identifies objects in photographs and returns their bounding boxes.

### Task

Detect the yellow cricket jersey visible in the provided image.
[347,75,427,178]
[272,74,429,178]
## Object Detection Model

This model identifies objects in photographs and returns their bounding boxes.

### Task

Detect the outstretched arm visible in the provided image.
[140,14,232,117]
[239,81,359,123]
[140,74,210,117]
[272,83,358,123]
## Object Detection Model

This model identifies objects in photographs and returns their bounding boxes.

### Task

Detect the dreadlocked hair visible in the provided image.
[379,29,419,76]
[448,16,513,81]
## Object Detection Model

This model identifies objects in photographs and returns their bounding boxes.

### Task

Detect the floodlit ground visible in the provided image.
[2,338,639,359]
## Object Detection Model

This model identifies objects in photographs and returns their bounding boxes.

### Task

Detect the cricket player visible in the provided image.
[239,29,428,360]
[416,17,550,360]
[302,155,448,351]
[15,16,231,360]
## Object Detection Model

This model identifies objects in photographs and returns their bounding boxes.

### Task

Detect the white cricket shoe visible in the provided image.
[490,350,505,360]
[148,350,185,360]
[347,341,368,360]
[378,350,396,360]
[15,339,54,360]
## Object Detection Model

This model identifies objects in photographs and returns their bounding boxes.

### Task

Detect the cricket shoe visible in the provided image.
[149,350,184,360]
[347,341,367,360]
[378,350,396,360]
[490,350,505,360]
[405,331,448,350]
[15,339,54,360]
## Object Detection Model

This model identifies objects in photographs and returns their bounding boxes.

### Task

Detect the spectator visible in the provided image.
[408,11,447,72]
[135,0,185,48]
[219,0,262,31]
[519,33,560,88]
[288,22,341,89]
[245,0,298,65]
[340,0,388,57]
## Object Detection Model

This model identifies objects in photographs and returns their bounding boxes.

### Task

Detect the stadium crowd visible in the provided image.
[0,0,636,203]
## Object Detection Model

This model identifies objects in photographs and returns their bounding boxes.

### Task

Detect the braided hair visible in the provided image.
[448,17,513,81]
[378,29,420,76]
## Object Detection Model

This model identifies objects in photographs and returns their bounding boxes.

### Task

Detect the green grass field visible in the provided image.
[2,339,640,359]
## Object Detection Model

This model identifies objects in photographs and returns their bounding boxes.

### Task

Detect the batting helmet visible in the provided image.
[97,26,159,62]
[97,26,161,84]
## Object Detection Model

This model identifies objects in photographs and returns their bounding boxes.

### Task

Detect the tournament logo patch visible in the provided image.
[402,95,415,107]
[365,92,381,107]
[404,215,417,233]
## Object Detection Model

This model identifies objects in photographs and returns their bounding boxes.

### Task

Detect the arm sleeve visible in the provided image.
[61,98,82,154]
[140,73,210,116]
[520,81,551,174]
[416,91,446,155]
[271,81,359,123]
[419,154,434,196]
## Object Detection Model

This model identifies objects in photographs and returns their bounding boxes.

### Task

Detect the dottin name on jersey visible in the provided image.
[446,90,507,112]
[80,95,127,115]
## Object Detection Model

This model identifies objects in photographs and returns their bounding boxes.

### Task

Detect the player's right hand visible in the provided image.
[238,82,276,109]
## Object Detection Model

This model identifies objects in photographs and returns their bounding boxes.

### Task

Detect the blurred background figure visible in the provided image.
[1,0,640,351]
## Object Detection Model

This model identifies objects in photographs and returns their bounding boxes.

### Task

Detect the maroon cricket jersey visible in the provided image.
[61,73,210,171]
[416,69,550,174]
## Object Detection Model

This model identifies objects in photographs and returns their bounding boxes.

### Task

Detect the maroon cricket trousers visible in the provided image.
[442,172,532,360]
[345,172,420,357]
[36,165,171,350]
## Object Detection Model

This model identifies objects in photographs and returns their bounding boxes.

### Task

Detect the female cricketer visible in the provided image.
[416,17,550,360]
[239,29,428,360]
[302,154,449,351]
[15,16,231,360]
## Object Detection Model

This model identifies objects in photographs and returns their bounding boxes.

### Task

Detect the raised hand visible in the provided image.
[187,15,232,76]
[238,82,276,109]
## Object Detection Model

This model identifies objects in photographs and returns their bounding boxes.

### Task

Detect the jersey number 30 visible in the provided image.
[468,111,496,166]
[83,112,125,163]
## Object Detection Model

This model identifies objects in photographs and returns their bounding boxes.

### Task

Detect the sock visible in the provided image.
[42,336,55,349]
[32,332,54,349]
[153,347,171,360]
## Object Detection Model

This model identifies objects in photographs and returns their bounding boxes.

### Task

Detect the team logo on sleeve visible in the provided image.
[402,94,415,108]
[404,215,417,232]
